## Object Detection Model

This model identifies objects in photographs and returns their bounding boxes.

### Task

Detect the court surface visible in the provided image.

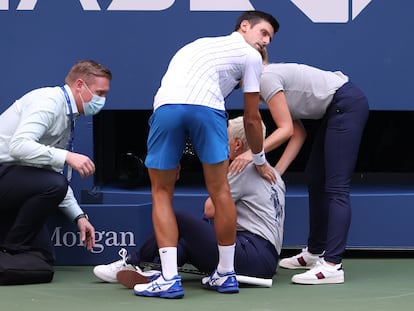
[1,257,414,311]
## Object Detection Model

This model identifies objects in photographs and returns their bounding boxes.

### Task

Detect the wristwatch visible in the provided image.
[74,213,89,223]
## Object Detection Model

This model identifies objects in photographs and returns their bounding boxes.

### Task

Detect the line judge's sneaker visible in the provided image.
[133,274,184,299]
[291,259,344,285]
[279,247,324,270]
[202,270,239,294]
[117,269,161,289]
[93,248,137,283]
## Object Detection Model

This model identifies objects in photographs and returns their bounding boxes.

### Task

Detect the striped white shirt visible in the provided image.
[154,32,263,111]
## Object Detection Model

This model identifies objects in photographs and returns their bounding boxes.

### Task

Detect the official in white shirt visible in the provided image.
[0,60,112,260]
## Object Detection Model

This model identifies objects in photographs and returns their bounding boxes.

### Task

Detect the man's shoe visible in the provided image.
[202,270,239,293]
[93,248,137,283]
[133,274,184,299]
[291,259,344,285]
[279,247,324,270]
[117,269,161,289]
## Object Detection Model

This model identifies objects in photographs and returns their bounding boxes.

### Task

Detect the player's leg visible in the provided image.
[202,161,236,246]
[201,161,239,293]
[135,105,186,298]
[144,104,187,278]
[186,106,238,293]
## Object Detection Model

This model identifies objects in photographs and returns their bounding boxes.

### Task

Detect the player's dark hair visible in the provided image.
[234,10,280,33]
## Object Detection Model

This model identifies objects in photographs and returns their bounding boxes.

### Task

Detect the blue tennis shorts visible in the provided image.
[145,104,229,170]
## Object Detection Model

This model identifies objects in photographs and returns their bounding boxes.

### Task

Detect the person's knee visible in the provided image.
[175,210,199,227]
[48,173,69,201]
[174,209,187,219]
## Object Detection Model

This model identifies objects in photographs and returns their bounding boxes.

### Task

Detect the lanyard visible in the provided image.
[61,86,75,151]
[61,86,75,181]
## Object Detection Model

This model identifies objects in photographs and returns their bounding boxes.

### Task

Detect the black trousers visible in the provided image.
[0,164,68,255]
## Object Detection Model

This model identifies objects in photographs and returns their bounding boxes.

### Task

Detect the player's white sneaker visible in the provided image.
[93,248,137,283]
[133,274,184,299]
[291,259,344,285]
[202,270,239,293]
[279,247,324,270]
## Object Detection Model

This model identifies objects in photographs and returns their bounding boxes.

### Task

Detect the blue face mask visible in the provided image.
[80,81,106,116]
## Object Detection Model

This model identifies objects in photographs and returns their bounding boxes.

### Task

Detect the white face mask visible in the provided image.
[79,81,106,116]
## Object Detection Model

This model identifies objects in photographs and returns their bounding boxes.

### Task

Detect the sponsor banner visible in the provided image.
[49,204,153,265]
[48,199,205,265]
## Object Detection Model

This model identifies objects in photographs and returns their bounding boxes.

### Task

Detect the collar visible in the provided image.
[231,31,245,42]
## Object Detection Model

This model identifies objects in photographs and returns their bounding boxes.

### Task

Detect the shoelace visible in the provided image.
[110,248,141,273]
[115,248,128,268]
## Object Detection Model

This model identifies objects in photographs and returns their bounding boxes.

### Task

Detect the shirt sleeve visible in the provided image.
[242,49,262,93]
[8,99,68,170]
[260,70,284,104]
[59,186,84,221]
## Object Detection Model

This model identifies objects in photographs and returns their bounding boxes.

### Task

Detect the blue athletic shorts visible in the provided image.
[145,104,229,170]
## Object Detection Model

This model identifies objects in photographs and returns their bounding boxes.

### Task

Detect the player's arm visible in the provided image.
[229,92,265,174]
[243,92,276,184]
[243,92,263,154]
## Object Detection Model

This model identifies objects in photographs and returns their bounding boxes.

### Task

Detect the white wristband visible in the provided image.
[252,149,266,165]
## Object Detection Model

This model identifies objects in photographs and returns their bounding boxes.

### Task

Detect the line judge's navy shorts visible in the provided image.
[145,104,229,170]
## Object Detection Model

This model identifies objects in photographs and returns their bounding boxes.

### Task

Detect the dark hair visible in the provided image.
[234,10,280,33]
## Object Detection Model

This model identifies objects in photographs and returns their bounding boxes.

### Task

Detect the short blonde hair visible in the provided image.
[228,116,266,151]
[65,60,112,85]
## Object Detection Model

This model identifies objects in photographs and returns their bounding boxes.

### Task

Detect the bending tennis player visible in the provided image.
[94,116,285,288]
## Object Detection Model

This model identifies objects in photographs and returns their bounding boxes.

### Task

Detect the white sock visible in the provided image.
[159,247,178,280]
[217,244,235,274]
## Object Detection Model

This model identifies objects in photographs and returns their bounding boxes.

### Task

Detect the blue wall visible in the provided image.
[0,0,412,112]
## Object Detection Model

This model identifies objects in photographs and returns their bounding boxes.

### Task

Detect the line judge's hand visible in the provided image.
[76,218,95,251]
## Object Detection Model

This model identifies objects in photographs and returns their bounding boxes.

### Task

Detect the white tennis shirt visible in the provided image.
[154,32,263,111]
